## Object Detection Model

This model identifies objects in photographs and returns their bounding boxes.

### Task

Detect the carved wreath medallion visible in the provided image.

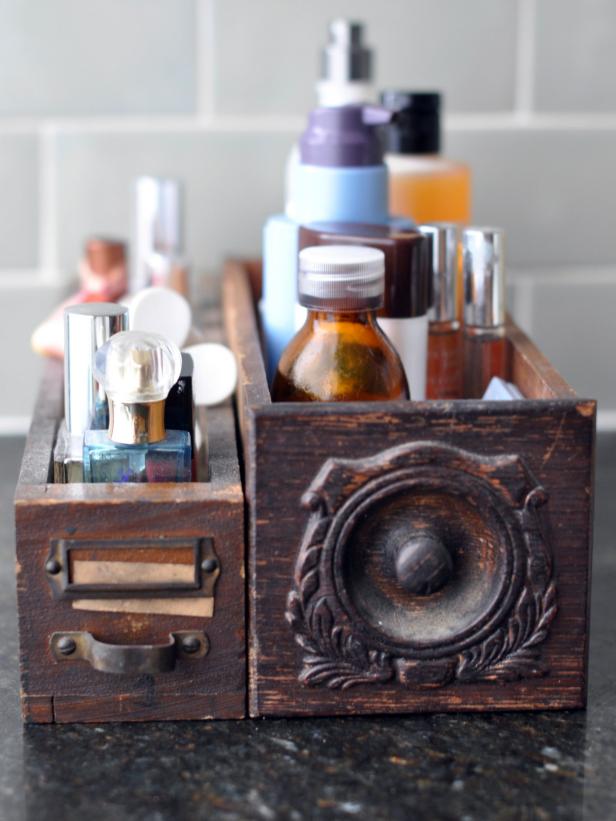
[285,442,557,690]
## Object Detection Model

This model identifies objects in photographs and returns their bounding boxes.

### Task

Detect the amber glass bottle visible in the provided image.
[272,246,409,402]
[421,223,463,399]
[462,227,508,398]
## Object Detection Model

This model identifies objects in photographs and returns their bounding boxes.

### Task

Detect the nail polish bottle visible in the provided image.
[272,246,409,402]
[133,177,190,298]
[298,222,430,398]
[463,227,508,398]
[421,223,463,399]
[54,303,129,483]
[83,331,191,483]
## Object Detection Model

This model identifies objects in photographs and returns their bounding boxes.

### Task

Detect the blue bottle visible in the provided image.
[83,331,191,483]
[262,104,413,378]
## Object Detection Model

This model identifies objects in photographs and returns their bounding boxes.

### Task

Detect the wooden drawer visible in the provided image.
[14,307,245,723]
[223,259,596,719]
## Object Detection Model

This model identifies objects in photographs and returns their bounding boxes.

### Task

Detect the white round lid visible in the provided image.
[298,245,385,311]
[183,343,238,406]
[125,286,192,348]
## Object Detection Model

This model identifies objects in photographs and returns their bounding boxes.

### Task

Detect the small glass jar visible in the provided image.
[272,245,409,402]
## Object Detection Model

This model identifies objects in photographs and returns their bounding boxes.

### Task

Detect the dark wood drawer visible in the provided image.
[223,259,595,719]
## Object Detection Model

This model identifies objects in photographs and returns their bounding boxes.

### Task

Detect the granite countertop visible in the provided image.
[0,435,614,821]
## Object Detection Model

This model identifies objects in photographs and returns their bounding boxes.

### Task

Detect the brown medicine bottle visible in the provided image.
[463,227,508,398]
[272,246,409,402]
[420,223,463,399]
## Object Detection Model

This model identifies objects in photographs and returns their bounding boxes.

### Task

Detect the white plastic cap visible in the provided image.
[123,286,192,348]
[298,245,385,311]
[183,343,238,406]
[94,330,182,404]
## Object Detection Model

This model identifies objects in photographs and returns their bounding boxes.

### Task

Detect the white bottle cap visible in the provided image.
[183,343,238,406]
[298,245,385,311]
[123,286,192,348]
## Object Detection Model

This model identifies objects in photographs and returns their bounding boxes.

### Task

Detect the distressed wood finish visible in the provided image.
[223,259,595,719]
[14,304,245,723]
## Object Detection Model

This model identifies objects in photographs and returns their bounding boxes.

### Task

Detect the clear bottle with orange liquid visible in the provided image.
[272,246,409,402]
[420,223,464,399]
[381,92,471,225]
[462,227,508,398]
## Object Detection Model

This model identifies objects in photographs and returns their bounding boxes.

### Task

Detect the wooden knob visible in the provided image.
[394,534,453,596]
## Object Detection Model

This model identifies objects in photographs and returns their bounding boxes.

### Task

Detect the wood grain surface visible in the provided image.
[223,259,596,719]
[15,302,246,723]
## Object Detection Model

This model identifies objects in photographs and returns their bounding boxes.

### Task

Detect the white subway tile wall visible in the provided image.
[0,0,614,425]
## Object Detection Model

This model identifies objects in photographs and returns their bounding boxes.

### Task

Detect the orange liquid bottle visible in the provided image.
[462,227,508,398]
[421,224,463,399]
[381,92,471,225]
[272,246,409,402]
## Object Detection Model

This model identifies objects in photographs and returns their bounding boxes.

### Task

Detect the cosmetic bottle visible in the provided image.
[381,92,471,225]
[83,331,191,483]
[420,223,463,399]
[31,237,127,359]
[133,177,190,298]
[463,227,508,399]
[272,246,408,402]
[263,104,412,379]
[286,20,375,221]
[165,352,195,453]
[298,222,430,398]
[54,302,129,483]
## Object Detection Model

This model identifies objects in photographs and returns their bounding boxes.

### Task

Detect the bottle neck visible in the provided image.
[306,308,378,327]
[108,398,166,445]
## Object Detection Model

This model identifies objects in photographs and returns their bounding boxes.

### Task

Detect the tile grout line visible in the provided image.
[5,113,616,136]
[196,0,216,117]
[514,0,536,122]
[37,124,59,284]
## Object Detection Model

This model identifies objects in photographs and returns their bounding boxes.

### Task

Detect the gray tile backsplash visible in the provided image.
[1,0,616,425]
[52,129,292,279]
[0,133,39,269]
[510,270,616,413]
[448,128,616,267]
[211,0,518,115]
[0,283,65,418]
[535,0,616,112]
[0,0,196,116]
[48,126,616,275]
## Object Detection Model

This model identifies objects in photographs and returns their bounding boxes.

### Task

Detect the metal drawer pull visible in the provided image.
[50,630,209,675]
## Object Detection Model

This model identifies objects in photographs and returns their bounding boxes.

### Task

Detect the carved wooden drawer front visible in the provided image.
[287,442,556,691]
[223,259,595,719]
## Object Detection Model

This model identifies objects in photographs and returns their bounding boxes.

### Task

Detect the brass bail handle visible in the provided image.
[50,630,209,675]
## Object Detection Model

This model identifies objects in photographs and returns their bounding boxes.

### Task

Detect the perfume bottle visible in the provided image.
[463,227,508,398]
[83,331,191,483]
[133,177,190,298]
[421,223,463,399]
[272,246,409,402]
[54,302,128,483]
[381,91,471,225]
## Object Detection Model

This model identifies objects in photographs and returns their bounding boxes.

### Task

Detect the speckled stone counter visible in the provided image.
[1,436,614,821]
